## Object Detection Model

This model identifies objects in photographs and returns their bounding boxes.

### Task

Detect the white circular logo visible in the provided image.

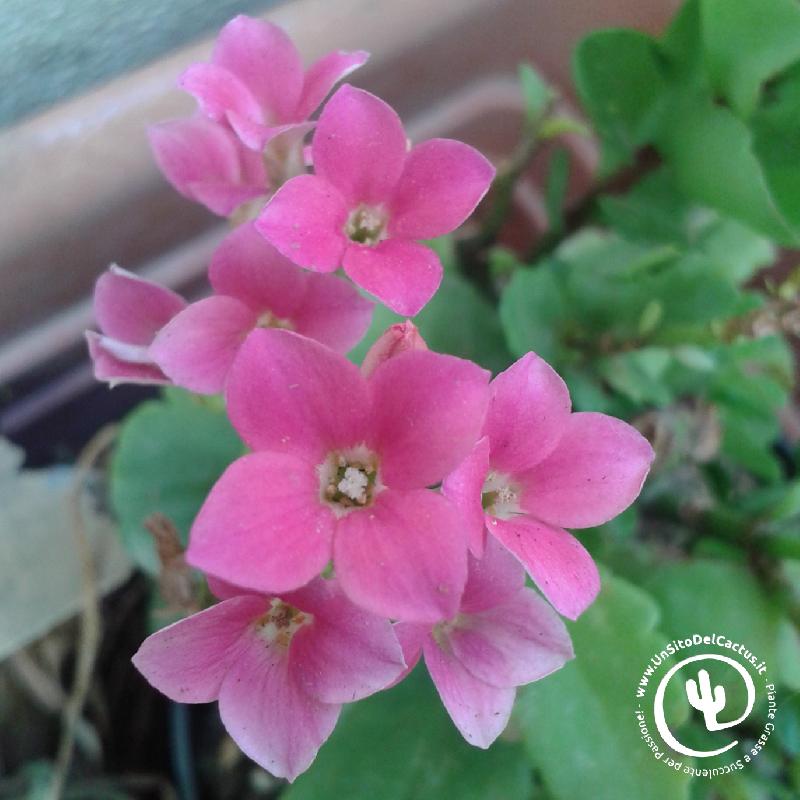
[634,633,777,779]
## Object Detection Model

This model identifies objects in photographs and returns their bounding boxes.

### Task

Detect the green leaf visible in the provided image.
[751,64,800,234]
[644,559,796,695]
[573,29,668,174]
[599,170,693,247]
[773,693,800,757]
[499,261,566,364]
[707,337,792,480]
[657,92,800,245]
[110,391,243,574]
[599,168,774,284]
[596,348,674,407]
[700,0,800,117]
[283,666,531,800]
[414,271,512,373]
[519,63,554,127]
[516,569,692,800]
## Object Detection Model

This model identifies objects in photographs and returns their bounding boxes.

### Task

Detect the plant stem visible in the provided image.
[49,425,118,800]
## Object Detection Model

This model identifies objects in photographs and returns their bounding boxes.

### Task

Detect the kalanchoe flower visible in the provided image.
[148,115,269,217]
[256,85,495,316]
[149,223,373,394]
[396,538,573,748]
[443,352,655,620]
[186,328,490,623]
[180,15,368,152]
[86,266,186,386]
[360,319,428,378]
[133,576,405,781]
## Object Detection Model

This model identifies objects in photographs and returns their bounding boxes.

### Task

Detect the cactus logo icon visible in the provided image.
[654,654,755,758]
[634,633,778,779]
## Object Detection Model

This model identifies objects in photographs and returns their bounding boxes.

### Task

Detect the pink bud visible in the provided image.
[361,321,428,378]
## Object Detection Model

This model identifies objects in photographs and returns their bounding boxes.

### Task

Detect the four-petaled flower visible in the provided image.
[187,328,490,623]
[149,223,373,394]
[257,85,495,316]
[443,352,655,620]
[181,15,368,153]
[396,538,573,747]
[133,576,404,781]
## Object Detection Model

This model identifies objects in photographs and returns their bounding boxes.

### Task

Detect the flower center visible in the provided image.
[256,309,295,330]
[345,204,388,245]
[319,445,381,515]
[254,598,313,649]
[481,471,521,518]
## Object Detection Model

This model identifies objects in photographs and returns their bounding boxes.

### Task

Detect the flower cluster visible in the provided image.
[87,16,654,782]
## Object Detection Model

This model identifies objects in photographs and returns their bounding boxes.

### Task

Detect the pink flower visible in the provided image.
[149,223,373,394]
[148,115,270,217]
[86,266,186,386]
[186,328,490,623]
[443,352,655,620]
[360,319,428,378]
[256,85,495,316]
[180,15,368,152]
[133,576,404,781]
[396,538,573,748]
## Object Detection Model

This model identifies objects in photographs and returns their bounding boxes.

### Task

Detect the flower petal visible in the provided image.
[256,174,348,272]
[389,138,495,239]
[212,15,304,123]
[86,332,170,386]
[291,272,374,353]
[185,180,267,217]
[287,578,405,704]
[369,349,490,489]
[313,85,407,204]
[219,631,339,782]
[206,575,247,601]
[334,489,467,623]
[442,437,490,557]
[423,637,515,749]
[179,62,263,126]
[225,329,370,460]
[209,223,308,318]
[518,412,655,529]
[94,266,186,344]
[132,595,267,703]
[486,352,572,474]
[228,117,315,154]
[186,452,335,594]
[459,534,525,614]
[150,296,257,394]
[393,623,428,678]
[488,515,600,620]
[449,587,573,688]
[148,117,265,216]
[342,239,442,317]
[296,50,370,119]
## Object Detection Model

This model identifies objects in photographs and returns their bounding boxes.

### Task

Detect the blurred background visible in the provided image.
[3,1,799,799]
[0,0,681,466]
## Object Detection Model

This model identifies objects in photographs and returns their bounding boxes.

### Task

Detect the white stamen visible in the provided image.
[337,466,369,503]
